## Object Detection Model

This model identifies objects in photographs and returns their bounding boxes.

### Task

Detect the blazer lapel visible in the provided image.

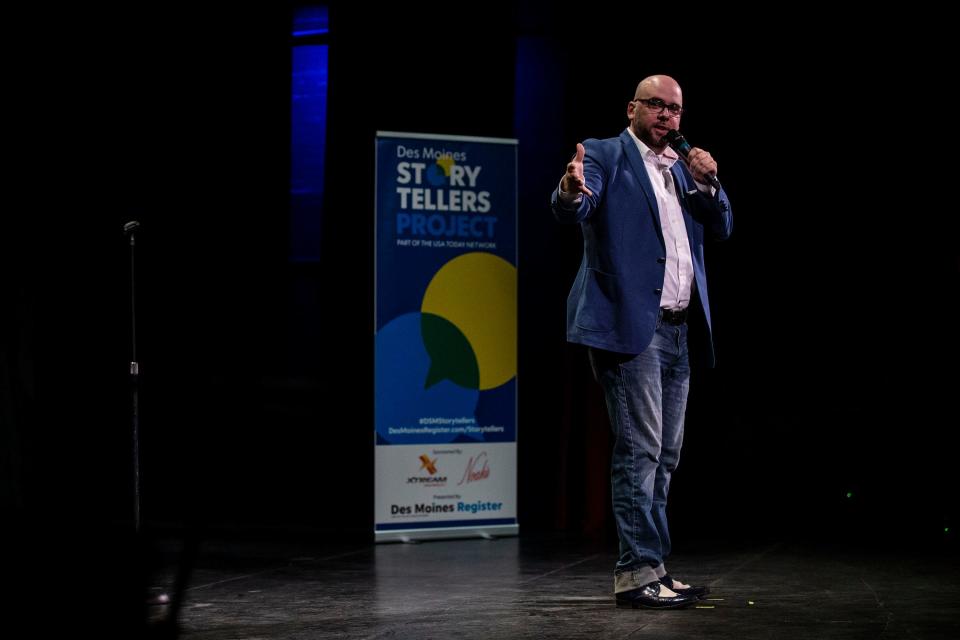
[620,131,657,213]
[620,130,663,241]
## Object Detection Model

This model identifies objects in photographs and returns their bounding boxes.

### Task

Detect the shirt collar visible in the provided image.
[626,126,679,168]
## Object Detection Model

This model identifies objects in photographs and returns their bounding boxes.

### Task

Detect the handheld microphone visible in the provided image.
[661,129,721,191]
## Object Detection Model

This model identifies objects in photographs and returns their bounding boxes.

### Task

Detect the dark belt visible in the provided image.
[659,307,688,325]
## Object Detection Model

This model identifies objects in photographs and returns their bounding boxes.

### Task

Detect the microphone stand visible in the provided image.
[123,221,171,612]
[124,220,142,533]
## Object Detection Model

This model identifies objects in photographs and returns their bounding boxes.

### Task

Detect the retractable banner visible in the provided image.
[374,131,518,542]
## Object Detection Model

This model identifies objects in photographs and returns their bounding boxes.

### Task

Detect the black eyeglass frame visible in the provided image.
[633,97,684,117]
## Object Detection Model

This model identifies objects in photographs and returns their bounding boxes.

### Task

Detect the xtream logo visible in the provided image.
[408,454,447,486]
[418,454,438,474]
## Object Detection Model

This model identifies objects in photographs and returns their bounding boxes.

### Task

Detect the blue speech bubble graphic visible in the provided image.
[375,312,479,445]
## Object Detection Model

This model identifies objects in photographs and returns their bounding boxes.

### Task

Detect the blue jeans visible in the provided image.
[589,319,690,588]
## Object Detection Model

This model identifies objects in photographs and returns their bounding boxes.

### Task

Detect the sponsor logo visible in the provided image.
[419,454,438,474]
[457,451,490,486]
[408,454,446,486]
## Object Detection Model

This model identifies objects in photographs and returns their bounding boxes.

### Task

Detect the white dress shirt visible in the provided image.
[625,128,693,311]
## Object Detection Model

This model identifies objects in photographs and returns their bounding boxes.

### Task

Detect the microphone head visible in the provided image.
[123,220,140,234]
[660,129,684,148]
[660,129,692,158]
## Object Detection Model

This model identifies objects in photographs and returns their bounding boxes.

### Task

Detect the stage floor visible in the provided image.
[143,532,959,639]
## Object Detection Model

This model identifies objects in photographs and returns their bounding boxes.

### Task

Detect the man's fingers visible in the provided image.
[572,177,593,197]
[564,142,592,196]
[567,143,587,177]
[574,143,585,163]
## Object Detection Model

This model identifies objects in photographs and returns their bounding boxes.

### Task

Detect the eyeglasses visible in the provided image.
[634,97,683,117]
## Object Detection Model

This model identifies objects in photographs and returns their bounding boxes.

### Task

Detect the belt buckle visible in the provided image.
[661,308,684,325]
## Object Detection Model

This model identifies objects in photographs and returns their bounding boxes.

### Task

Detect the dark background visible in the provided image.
[4,2,956,577]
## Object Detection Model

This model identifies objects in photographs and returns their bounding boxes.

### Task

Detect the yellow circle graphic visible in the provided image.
[422,252,517,390]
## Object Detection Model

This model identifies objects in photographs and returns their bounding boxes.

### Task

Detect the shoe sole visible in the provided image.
[615,599,697,610]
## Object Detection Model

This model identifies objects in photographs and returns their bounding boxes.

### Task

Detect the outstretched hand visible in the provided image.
[562,143,594,197]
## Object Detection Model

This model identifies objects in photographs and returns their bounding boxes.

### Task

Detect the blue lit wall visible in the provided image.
[289,6,328,262]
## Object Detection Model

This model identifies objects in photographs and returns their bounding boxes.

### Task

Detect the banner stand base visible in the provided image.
[375,524,518,544]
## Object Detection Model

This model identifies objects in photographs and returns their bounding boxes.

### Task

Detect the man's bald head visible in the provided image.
[633,75,682,102]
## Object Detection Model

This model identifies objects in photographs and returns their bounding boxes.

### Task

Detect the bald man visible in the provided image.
[552,75,733,609]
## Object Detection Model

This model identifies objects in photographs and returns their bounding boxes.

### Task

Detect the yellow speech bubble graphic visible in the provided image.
[422,252,516,391]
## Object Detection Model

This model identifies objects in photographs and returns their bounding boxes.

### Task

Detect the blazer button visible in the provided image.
[654,288,662,295]
[657,257,666,264]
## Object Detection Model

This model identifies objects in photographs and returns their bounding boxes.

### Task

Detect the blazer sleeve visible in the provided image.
[671,159,733,241]
[686,184,733,241]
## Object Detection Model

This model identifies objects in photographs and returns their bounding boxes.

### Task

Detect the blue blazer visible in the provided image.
[551,129,733,366]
